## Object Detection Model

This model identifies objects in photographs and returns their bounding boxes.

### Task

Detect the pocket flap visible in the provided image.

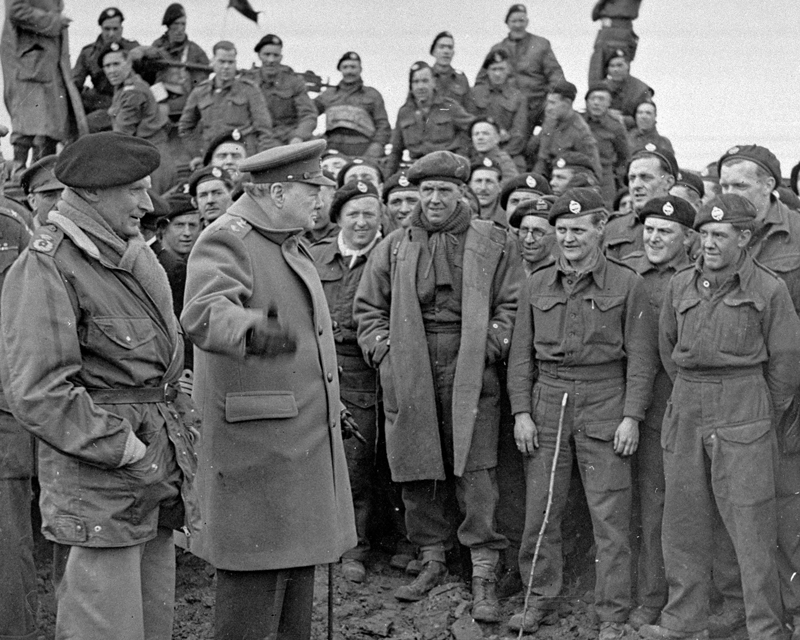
[586,295,626,311]
[92,317,156,349]
[715,420,772,445]
[225,391,298,422]
[676,297,701,314]
[722,297,765,312]
[531,296,566,312]
[585,420,618,442]
[341,389,376,409]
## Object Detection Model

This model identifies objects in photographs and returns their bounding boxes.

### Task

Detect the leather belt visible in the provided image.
[538,361,624,381]
[87,384,176,404]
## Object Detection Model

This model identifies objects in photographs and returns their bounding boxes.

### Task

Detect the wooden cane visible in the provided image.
[518,391,568,640]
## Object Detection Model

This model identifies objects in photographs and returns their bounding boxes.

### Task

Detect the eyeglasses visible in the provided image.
[516,228,550,241]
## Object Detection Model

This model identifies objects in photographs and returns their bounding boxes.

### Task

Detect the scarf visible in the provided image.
[337,230,382,269]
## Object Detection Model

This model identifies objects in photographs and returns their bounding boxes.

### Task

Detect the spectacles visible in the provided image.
[516,228,549,241]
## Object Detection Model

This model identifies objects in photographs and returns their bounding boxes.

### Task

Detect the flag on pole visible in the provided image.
[228,0,259,23]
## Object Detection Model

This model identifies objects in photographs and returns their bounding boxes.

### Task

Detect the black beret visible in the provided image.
[408,60,432,87]
[700,161,719,183]
[550,80,577,102]
[430,31,453,55]
[140,189,169,231]
[549,187,607,225]
[98,7,123,25]
[239,139,335,187]
[585,80,612,100]
[790,161,800,196]
[604,47,631,68]
[470,156,503,178]
[254,34,282,53]
[564,173,600,190]
[553,152,598,178]
[638,195,695,229]
[321,148,348,162]
[20,154,63,195]
[382,172,415,204]
[407,150,470,186]
[675,170,705,198]
[505,3,527,22]
[694,194,757,230]
[470,117,500,135]
[508,196,554,229]
[500,172,551,210]
[629,142,679,179]
[99,40,125,64]
[162,3,185,26]
[337,51,361,69]
[164,193,198,221]
[188,165,234,197]
[329,180,380,223]
[482,49,510,69]
[336,157,384,188]
[55,132,161,189]
[717,144,782,187]
[203,129,246,166]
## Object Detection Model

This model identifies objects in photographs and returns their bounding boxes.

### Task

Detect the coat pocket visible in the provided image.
[714,420,775,506]
[17,43,48,83]
[530,295,567,346]
[583,295,626,346]
[86,316,158,363]
[225,391,299,422]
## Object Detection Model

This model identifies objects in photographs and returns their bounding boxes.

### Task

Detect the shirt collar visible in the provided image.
[550,249,606,288]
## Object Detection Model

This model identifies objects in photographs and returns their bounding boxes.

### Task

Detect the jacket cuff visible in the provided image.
[622,402,645,423]
[509,394,532,416]
[119,431,146,467]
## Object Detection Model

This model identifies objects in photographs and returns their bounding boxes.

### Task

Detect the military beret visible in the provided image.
[638,195,695,229]
[470,117,500,135]
[565,173,600,190]
[613,187,629,211]
[202,129,246,167]
[790,161,800,196]
[585,80,612,100]
[20,155,64,195]
[408,60,432,87]
[55,132,160,189]
[188,165,234,197]
[675,169,705,198]
[321,148,348,162]
[554,152,597,177]
[382,172,416,203]
[549,187,607,225]
[163,193,198,221]
[140,189,169,231]
[505,3,527,22]
[500,172,551,209]
[430,31,453,55]
[162,3,185,26]
[329,180,380,223]
[508,196,554,229]
[470,156,503,178]
[694,194,757,230]
[604,47,631,67]
[336,157,384,189]
[717,144,782,187]
[550,80,577,102]
[337,51,361,70]
[98,7,123,25]
[777,187,800,211]
[99,40,125,64]
[212,40,236,55]
[629,142,679,179]
[254,34,282,53]
[700,161,719,183]
[407,150,470,186]
[239,139,335,187]
[482,49,510,69]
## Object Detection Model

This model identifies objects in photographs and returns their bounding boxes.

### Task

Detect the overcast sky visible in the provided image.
[2,1,799,173]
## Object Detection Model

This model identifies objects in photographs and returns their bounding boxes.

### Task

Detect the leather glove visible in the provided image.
[246,303,298,357]
[341,407,367,444]
[178,369,193,396]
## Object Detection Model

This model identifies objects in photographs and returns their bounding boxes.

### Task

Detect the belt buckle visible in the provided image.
[164,383,177,403]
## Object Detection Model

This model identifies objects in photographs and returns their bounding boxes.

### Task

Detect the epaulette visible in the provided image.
[620,250,645,261]
[223,217,252,236]
[752,257,781,280]
[606,254,640,274]
[30,224,64,256]
[123,84,135,91]
[0,205,27,229]
[238,76,258,88]
[529,257,556,277]
[675,262,695,273]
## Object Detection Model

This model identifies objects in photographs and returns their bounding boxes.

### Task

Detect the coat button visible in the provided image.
[318,325,323,335]
[327,372,333,382]
[333,321,339,329]
[94,525,102,532]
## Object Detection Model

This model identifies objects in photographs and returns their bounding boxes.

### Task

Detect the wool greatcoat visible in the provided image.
[181,193,356,571]
[354,218,520,482]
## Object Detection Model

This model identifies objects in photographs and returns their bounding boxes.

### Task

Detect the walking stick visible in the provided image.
[328,563,334,640]
[518,391,568,640]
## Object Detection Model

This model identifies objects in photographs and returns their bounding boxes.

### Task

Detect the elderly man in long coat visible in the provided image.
[354,150,521,622]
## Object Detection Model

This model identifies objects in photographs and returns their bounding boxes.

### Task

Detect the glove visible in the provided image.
[246,303,298,357]
[341,407,367,444]
[178,369,193,396]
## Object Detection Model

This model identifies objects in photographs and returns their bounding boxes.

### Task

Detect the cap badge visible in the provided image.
[483,157,492,167]
[211,167,222,178]
[32,234,54,253]
[615,49,625,57]
[398,175,410,187]
[662,202,674,215]
[525,175,537,188]
[183,183,190,194]
[728,146,740,155]
[106,8,115,16]
[535,199,548,211]
[569,200,582,214]
[700,167,709,176]
[110,42,120,51]
[711,206,724,221]
[353,158,364,165]
[356,181,368,193]
[556,158,566,168]
[231,129,242,141]
[644,143,657,152]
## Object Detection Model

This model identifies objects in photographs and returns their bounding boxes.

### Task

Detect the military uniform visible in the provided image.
[604,211,644,259]
[470,82,529,160]
[246,64,318,144]
[73,35,140,122]
[608,74,653,130]
[150,34,210,119]
[432,64,473,111]
[533,110,602,180]
[627,126,675,156]
[583,111,630,207]
[588,0,641,83]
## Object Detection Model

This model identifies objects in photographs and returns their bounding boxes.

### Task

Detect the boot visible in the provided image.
[394,560,446,602]
[341,559,365,583]
[471,577,500,622]
[707,600,745,638]
[639,624,709,640]
[629,605,661,630]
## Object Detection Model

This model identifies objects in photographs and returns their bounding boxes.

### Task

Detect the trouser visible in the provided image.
[0,478,38,640]
[518,373,632,622]
[660,374,783,639]
[215,565,315,640]
[54,526,175,640]
[11,134,58,167]
[496,386,526,568]
[588,21,640,84]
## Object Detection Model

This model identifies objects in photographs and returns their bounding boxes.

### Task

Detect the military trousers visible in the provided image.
[518,371,632,622]
[660,372,783,639]
[588,23,639,84]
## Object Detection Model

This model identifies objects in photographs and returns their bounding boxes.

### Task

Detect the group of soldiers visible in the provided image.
[2,1,800,640]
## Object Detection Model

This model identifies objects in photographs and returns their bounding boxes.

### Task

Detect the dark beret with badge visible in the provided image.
[382,172,416,204]
[162,3,185,26]
[163,193,198,223]
[336,157,384,188]
[407,150,470,186]
[550,80,577,102]
[188,166,234,197]
[693,194,757,231]
[337,51,361,70]
[585,80,612,100]
[554,152,598,178]
[203,128,246,167]
[470,156,503,179]
[675,170,705,198]
[717,144,782,187]
[238,139,335,187]
[604,47,631,69]
[700,162,719,184]
[505,3,527,22]
[98,7,124,25]
[20,155,64,195]
[98,40,125,65]
[55,132,161,189]
[629,142,678,179]
[508,195,555,229]
[637,195,695,229]
[430,31,453,55]
[329,180,380,223]
[482,49,510,69]
[500,172,551,210]
[549,187,607,225]
[254,34,282,53]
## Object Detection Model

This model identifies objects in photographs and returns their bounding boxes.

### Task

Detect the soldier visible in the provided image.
[429,31,473,111]
[627,101,674,155]
[589,0,642,83]
[469,118,519,183]
[336,157,384,193]
[72,7,140,131]
[202,129,248,182]
[604,48,653,130]
[0,132,200,640]
[469,158,505,226]
[508,196,556,276]
[20,154,64,228]
[383,171,419,230]
[507,187,656,637]
[188,165,234,226]
[670,170,704,212]
[532,81,602,182]
[640,194,800,640]
[387,61,474,176]
[179,41,277,156]
[549,152,601,197]
[321,148,349,181]
[182,140,356,640]
[315,51,391,160]
[699,162,721,205]
[354,150,521,622]
[248,34,318,145]
[304,177,339,246]
[619,195,695,630]
[500,172,552,220]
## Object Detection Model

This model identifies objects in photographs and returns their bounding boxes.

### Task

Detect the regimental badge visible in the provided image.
[32,234,54,252]
[556,158,566,168]
[398,175,409,187]
[106,8,115,16]
[569,200,581,214]
[211,167,222,178]
[728,146,740,155]
[483,157,492,167]
[662,202,674,215]
[183,183,190,194]
[230,219,249,232]
[615,49,625,57]
[701,167,709,177]
[645,143,657,152]
[525,175,537,188]
[535,199,548,211]
[711,206,724,221]
[231,129,242,141]
[110,42,120,52]
[357,181,368,193]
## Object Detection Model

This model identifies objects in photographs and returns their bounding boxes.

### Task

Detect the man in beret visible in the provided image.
[429,31,473,111]
[0,131,200,640]
[72,7,140,131]
[246,34,318,146]
[549,153,601,197]
[640,194,800,640]
[202,129,248,182]
[315,52,391,160]
[532,81,602,183]
[182,140,356,639]
[627,101,673,156]
[670,170,704,212]
[605,142,677,259]
[588,0,641,84]
[337,157,385,194]
[303,175,338,245]
[500,171,552,219]
[383,171,419,230]
[619,195,694,629]
[507,187,656,637]
[469,118,519,183]
[355,149,521,621]
[179,41,278,156]
[470,158,505,225]
[321,148,349,181]
[20,153,64,228]
[604,49,653,130]
[189,165,234,226]
[509,196,556,275]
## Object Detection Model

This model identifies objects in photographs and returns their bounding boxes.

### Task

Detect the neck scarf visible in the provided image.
[337,230,382,268]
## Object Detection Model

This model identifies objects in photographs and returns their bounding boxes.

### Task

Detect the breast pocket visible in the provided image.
[530,296,567,347]
[674,296,702,351]
[86,316,158,363]
[584,295,626,346]
[717,297,765,356]
[224,94,250,127]
[425,110,455,145]
[399,115,423,148]
[267,88,296,121]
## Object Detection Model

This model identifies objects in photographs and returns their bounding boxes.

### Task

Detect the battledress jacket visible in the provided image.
[181,193,356,571]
